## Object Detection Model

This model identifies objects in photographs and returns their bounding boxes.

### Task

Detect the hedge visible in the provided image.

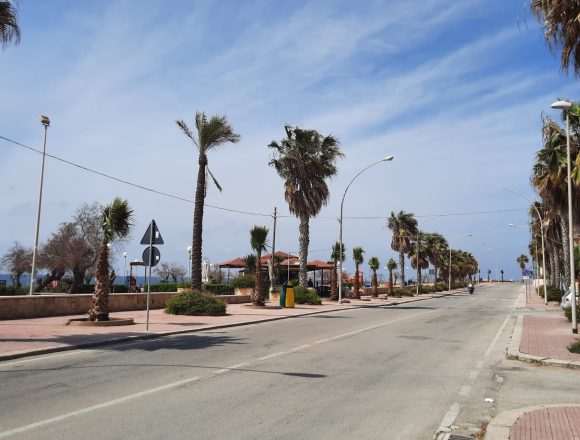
[294,286,322,305]
[203,284,234,295]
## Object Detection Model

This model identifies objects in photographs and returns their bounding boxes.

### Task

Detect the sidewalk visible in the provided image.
[0,290,458,361]
[485,287,580,440]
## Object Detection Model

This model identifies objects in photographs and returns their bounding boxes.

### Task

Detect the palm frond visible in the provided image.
[0,1,20,48]
[206,166,223,192]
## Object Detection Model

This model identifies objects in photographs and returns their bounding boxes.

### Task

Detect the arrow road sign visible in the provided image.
[142,246,161,267]
[140,220,164,245]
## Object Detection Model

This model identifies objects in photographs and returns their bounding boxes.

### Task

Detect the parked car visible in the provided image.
[560,290,578,310]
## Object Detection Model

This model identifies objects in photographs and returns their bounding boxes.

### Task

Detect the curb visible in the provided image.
[0,288,467,362]
[484,404,580,440]
[506,315,580,370]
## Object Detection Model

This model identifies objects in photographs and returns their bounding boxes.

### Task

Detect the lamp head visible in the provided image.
[38,114,50,127]
[382,155,395,162]
[551,100,572,110]
[186,245,192,252]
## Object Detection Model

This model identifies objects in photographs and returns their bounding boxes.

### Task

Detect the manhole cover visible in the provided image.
[448,436,474,440]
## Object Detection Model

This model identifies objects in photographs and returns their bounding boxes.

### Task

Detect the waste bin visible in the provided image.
[285,285,295,308]
[279,284,286,308]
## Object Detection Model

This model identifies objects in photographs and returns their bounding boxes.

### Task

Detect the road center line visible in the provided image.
[0,376,202,439]
[484,314,512,358]
[257,351,286,361]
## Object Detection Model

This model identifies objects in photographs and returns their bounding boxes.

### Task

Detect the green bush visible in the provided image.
[0,286,28,296]
[165,290,227,316]
[537,286,563,302]
[418,285,434,294]
[569,340,580,354]
[150,283,180,292]
[394,287,414,297]
[203,284,234,295]
[177,282,192,288]
[293,286,322,305]
[230,275,255,289]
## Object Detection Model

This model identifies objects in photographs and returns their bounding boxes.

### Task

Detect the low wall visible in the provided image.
[0,293,251,320]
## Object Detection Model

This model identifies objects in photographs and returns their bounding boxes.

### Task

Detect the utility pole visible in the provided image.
[270,207,277,290]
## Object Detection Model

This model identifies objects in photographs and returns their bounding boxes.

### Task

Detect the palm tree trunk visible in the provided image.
[561,215,572,289]
[88,241,110,321]
[298,214,309,287]
[330,261,338,300]
[191,153,207,290]
[353,264,360,299]
[549,251,556,286]
[371,272,378,297]
[388,271,393,295]
[254,256,264,306]
[399,252,405,285]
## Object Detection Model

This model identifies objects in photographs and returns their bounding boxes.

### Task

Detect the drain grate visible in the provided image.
[448,436,474,440]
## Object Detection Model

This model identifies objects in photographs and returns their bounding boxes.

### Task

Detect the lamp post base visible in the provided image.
[339,299,350,304]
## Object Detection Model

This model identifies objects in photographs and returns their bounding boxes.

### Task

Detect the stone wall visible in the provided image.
[0,293,251,320]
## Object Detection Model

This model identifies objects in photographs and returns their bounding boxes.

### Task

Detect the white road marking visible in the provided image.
[290,344,312,351]
[0,349,96,368]
[313,338,331,344]
[484,314,511,358]
[257,351,286,361]
[436,402,461,436]
[0,376,202,439]
[227,362,249,370]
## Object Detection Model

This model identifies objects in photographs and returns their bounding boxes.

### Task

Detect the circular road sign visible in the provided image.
[142,246,161,267]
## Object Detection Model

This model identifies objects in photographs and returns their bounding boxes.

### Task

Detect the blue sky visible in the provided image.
[1,0,579,282]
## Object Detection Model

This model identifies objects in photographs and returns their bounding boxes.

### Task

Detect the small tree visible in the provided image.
[387,258,397,296]
[88,198,133,321]
[0,242,32,288]
[368,256,380,298]
[330,241,345,301]
[250,226,269,306]
[169,263,187,283]
[155,262,171,283]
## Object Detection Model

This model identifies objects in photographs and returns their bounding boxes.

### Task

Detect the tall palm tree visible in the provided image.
[330,241,345,301]
[177,112,240,290]
[269,126,343,287]
[351,246,365,299]
[387,211,418,286]
[0,1,20,49]
[88,198,133,321]
[250,226,269,306]
[530,1,580,76]
[387,258,397,296]
[409,232,429,287]
[517,254,530,275]
[425,233,448,285]
[368,256,380,298]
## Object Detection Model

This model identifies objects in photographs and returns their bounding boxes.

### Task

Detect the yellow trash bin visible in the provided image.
[285,286,295,308]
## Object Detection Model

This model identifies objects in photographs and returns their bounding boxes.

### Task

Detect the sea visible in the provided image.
[0,273,161,287]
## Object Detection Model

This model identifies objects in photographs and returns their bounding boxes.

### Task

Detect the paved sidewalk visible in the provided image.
[486,287,580,440]
[0,290,459,361]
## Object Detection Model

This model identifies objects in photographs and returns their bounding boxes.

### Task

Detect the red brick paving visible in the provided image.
[520,315,580,362]
[525,286,560,311]
[510,407,580,440]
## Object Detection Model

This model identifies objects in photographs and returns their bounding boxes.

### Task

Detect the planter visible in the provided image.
[234,287,254,296]
[66,317,135,326]
[177,287,192,294]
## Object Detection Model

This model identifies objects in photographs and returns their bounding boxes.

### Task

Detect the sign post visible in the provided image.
[141,220,164,331]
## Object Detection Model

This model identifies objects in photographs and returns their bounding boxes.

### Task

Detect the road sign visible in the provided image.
[140,220,164,245]
[522,275,530,280]
[142,246,161,267]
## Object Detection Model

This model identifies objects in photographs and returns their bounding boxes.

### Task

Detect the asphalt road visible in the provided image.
[0,284,525,440]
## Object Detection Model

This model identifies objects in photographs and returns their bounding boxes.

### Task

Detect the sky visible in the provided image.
[1,0,579,283]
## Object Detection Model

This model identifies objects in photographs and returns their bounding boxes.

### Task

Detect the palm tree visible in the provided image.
[530,1,580,76]
[250,226,269,306]
[517,254,529,275]
[387,258,397,296]
[269,126,343,287]
[330,241,345,301]
[368,256,380,298]
[242,254,257,276]
[0,1,20,49]
[351,246,365,299]
[487,269,492,282]
[409,232,429,288]
[88,198,133,321]
[177,112,240,289]
[387,211,418,286]
[425,233,448,285]
[500,269,504,283]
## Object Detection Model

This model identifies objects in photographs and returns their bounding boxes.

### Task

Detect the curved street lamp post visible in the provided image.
[338,156,394,303]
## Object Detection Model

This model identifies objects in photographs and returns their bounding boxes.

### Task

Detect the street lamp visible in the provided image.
[123,251,128,287]
[338,156,394,303]
[186,246,192,283]
[551,100,577,333]
[503,188,548,305]
[29,115,50,295]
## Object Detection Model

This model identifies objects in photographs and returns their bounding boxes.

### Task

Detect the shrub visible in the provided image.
[165,290,227,316]
[569,340,580,354]
[203,284,234,295]
[418,285,434,294]
[150,283,180,292]
[538,286,563,302]
[0,286,28,296]
[394,287,414,297]
[293,286,322,305]
[177,282,192,288]
[230,275,255,289]
[564,305,580,322]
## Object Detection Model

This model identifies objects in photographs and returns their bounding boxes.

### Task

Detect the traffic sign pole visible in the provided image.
[146,220,153,331]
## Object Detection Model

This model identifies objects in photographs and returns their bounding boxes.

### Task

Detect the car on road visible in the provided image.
[560,290,578,310]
